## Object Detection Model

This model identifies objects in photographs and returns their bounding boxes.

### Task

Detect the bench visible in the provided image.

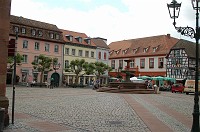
[30,82,49,88]
[109,82,147,89]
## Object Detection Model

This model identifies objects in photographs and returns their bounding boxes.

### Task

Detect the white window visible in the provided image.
[35,42,40,50]
[91,51,94,58]
[79,50,83,56]
[111,60,115,69]
[32,29,36,36]
[22,55,28,63]
[69,36,73,41]
[38,30,43,37]
[34,56,39,63]
[54,45,59,52]
[130,60,135,68]
[79,37,82,43]
[65,48,69,55]
[21,27,26,34]
[50,33,54,39]
[65,60,69,69]
[72,49,76,56]
[23,40,28,49]
[45,43,49,52]
[55,34,60,39]
[85,51,89,57]
[14,26,19,33]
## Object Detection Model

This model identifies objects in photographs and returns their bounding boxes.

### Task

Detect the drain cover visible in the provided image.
[107,121,123,125]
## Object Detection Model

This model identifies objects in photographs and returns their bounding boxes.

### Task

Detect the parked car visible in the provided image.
[171,84,185,93]
[184,80,200,95]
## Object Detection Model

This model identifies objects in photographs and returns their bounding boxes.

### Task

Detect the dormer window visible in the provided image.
[55,34,60,40]
[13,26,19,33]
[38,30,43,37]
[75,36,82,43]
[115,49,121,54]
[79,37,82,43]
[32,29,36,36]
[21,27,26,34]
[84,38,91,45]
[50,33,54,39]
[133,47,139,54]
[122,48,129,54]
[65,35,73,41]
[109,50,114,55]
[153,45,160,52]
[143,47,149,53]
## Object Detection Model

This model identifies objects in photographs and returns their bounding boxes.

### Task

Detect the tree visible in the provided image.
[31,54,53,84]
[7,53,23,84]
[92,62,112,80]
[65,59,87,84]
[7,53,23,69]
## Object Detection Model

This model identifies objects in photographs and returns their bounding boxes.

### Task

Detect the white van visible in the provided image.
[184,80,200,95]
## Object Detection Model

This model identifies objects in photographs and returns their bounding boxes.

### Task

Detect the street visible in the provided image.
[4,86,193,132]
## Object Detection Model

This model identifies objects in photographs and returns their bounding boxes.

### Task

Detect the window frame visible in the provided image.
[35,42,40,50]
[111,60,115,69]
[45,43,49,52]
[54,45,59,53]
[78,50,83,56]
[85,51,89,57]
[22,54,28,63]
[23,40,28,49]
[140,58,145,69]
[72,49,76,56]
[149,58,154,68]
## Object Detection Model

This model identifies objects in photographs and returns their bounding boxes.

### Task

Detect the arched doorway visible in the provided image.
[51,72,60,87]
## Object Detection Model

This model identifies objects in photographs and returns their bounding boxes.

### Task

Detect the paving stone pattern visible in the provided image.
[4,87,193,132]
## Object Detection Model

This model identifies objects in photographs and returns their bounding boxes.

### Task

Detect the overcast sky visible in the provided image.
[11,0,196,44]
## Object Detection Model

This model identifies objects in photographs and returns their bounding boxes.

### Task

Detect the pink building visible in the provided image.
[8,15,64,86]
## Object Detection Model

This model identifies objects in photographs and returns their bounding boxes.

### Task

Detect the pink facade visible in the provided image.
[8,15,64,86]
[11,37,63,85]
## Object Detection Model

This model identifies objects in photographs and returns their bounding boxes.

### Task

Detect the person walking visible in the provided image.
[50,78,54,89]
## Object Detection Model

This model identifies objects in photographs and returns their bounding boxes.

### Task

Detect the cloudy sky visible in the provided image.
[11,0,196,44]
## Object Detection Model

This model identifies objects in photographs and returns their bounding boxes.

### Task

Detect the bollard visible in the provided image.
[0,108,5,132]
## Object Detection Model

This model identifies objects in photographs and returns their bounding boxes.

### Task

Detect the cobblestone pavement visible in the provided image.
[3,86,193,132]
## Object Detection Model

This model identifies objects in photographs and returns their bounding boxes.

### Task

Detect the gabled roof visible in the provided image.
[91,37,109,49]
[60,29,96,47]
[108,34,179,58]
[169,39,200,58]
[10,15,60,32]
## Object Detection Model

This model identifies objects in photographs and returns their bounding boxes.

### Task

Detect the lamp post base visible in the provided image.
[0,96,9,127]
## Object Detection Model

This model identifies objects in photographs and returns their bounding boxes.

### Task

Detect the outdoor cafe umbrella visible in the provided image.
[163,77,176,83]
[152,76,164,81]
[138,76,152,80]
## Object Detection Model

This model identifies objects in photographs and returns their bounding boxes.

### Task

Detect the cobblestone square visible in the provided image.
[4,86,193,132]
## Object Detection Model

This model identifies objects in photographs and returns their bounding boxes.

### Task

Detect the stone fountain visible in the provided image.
[97,60,155,94]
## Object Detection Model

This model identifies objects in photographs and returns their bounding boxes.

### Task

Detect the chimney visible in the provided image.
[167,34,170,39]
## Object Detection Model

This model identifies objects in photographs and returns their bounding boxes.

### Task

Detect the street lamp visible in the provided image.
[167,0,200,131]
[53,62,60,72]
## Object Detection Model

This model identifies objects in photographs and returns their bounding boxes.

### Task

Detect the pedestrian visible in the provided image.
[50,78,54,89]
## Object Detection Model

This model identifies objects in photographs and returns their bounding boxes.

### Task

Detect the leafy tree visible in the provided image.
[65,59,88,84]
[31,54,54,84]
[92,62,112,80]
[7,53,23,84]
[7,53,23,69]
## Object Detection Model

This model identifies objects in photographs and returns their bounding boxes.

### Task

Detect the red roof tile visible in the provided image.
[108,34,179,58]
[60,29,96,47]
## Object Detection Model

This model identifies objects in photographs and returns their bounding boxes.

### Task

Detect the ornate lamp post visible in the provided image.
[53,62,61,72]
[167,0,200,131]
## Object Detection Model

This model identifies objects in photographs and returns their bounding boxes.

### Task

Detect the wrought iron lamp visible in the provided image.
[167,0,200,131]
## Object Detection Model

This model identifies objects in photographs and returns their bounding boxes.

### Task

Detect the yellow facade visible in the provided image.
[63,44,97,86]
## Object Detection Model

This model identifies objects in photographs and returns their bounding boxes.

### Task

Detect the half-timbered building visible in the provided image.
[166,39,200,80]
